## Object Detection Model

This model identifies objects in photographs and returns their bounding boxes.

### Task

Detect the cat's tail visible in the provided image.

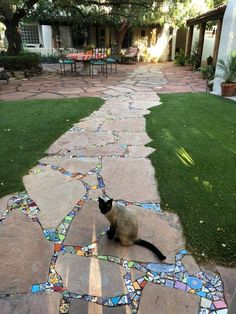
[134,239,166,260]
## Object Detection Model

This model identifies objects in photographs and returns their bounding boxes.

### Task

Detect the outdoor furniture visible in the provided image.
[59,59,76,75]
[89,48,108,78]
[66,52,92,75]
[122,46,139,64]
[106,46,118,73]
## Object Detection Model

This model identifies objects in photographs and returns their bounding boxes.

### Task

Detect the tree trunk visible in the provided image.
[116,21,130,53]
[5,20,22,55]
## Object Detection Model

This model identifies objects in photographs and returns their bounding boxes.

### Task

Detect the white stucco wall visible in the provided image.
[42,25,53,50]
[213,0,236,95]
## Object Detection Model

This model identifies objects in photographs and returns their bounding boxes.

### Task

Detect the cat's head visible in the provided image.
[98,197,113,215]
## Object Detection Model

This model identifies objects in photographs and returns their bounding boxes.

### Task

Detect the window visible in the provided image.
[20,24,39,44]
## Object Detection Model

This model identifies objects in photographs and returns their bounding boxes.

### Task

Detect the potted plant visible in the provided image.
[217,52,236,96]
[186,41,199,71]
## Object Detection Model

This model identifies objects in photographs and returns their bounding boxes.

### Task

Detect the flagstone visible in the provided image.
[64,200,107,246]
[46,132,90,154]
[30,92,64,99]
[97,206,184,264]
[39,156,99,175]
[56,254,126,296]
[23,169,85,229]
[0,91,36,101]
[128,145,155,158]
[138,283,199,314]
[102,118,146,133]
[75,144,125,157]
[101,158,159,202]
[0,194,12,217]
[130,100,160,110]
[0,292,60,314]
[117,132,151,145]
[0,211,53,294]
[216,266,236,304]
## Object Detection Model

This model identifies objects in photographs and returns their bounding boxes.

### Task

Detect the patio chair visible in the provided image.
[59,58,76,75]
[122,46,139,64]
[89,48,108,78]
[106,46,118,73]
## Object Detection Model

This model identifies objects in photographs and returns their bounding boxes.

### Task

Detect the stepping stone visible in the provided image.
[0,292,60,314]
[0,211,53,294]
[138,283,199,314]
[101,158,159,202]
[56,254,126,296]
[23,169,85,229]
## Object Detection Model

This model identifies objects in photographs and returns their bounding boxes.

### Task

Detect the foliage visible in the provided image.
[217,52,236,83]
[0,51,41,70]
[40,53,59,64]
[186,41,199,67]
[0,97,103,198]
[146,93,236,266]
[199,64,215,80]
[175,49,186,66]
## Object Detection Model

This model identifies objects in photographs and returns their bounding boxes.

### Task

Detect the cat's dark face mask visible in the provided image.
[98,197,113,214]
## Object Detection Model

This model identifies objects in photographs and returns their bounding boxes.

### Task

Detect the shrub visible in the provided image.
[199,64,216,80]
[0,52,41,71]
[175,49,186,66]
[40,54,59,64]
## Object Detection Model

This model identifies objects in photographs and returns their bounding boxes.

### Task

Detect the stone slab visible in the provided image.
[46,132,90,154]
[23,169,85,229]
[56,255,126,296]
[102,118,146,133]
[138,283,200,314]
[0,292,60,314]
[64,200,107,246]
[0,211,53,294]
[117,132,152,146]
[101,158,159,202]
[217,265,236,304]
[97,206,185,264]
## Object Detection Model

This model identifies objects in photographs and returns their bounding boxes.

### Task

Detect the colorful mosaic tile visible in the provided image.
[0,161,228,314]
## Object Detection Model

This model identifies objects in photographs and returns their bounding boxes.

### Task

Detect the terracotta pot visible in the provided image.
[185,64,194,71]
[221,83,236,97]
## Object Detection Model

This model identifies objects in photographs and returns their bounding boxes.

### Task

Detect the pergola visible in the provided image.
[186,4,227,68]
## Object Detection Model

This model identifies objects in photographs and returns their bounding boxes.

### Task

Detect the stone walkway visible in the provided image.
[0,63,234,314]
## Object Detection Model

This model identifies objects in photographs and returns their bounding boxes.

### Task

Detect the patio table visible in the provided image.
[66,53,93,75]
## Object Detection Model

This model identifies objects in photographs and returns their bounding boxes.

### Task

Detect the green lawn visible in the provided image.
[0,97,103,198]
[146,93,236,266]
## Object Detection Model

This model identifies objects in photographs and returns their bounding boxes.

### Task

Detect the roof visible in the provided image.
[187,4,227,26]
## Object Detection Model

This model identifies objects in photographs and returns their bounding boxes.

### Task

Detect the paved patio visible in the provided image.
[0,62,234,314]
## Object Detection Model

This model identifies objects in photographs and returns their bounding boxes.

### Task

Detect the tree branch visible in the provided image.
[14,0,39,21]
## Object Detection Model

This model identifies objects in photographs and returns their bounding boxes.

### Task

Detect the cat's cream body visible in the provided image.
[105,203,138,246]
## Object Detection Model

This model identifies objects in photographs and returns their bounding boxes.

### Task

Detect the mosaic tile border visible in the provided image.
[0,160,228,313]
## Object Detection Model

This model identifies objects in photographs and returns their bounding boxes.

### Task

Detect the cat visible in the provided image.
[98,197,166,261]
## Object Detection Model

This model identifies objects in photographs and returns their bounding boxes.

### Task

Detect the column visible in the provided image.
[213,0,236,94]
[212,18,223,65]
[186,25,194,58]
[196,22,206,68]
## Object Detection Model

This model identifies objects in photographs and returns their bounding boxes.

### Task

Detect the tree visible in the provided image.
[0,0,39,55]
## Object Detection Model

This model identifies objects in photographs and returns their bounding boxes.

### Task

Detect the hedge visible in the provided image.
[0,52,41,71]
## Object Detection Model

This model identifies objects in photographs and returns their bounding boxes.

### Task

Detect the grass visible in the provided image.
[146,93,236,266]
[0,97,103,198]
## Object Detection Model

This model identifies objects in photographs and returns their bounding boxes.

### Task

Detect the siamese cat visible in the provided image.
[98,197,166,261]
